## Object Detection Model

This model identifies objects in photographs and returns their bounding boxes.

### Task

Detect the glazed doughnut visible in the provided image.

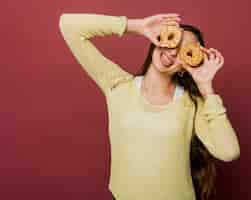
[178,42,204,67]
[160,25,183,48]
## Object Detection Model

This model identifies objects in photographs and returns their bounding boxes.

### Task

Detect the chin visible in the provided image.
[163,67,181,76]
[155,61,182,75]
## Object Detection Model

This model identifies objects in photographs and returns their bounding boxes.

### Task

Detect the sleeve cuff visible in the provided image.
[117,16,128,37]
[201,94,227,121]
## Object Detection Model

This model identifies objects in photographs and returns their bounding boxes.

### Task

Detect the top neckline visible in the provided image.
[132,75,189,112]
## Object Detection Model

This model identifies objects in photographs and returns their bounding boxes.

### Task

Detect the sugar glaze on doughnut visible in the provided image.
[178,41,204,67]
[160,25,183,48]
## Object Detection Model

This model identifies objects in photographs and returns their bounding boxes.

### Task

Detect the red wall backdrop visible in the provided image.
[0,0,249,199]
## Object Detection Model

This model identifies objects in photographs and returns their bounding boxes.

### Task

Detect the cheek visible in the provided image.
[152,49,161,62]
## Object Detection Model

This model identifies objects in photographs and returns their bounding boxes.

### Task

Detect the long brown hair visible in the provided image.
[135,24,217,200]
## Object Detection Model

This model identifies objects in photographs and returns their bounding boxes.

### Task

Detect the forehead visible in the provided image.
[180,30,198,46]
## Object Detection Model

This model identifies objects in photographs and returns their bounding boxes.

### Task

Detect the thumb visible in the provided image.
[145,31,161,47]
[152,37,162,47]
[176,57,193,73]
[181,62,194,74]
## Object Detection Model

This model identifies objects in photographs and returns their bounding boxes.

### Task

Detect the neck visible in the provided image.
[142,63,176,97]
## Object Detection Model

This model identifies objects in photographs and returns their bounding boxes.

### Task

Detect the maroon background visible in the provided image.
[0,0,249,199]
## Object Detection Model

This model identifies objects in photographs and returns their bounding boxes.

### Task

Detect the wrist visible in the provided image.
[202,90,216,99]
[126,19,143,35]
[197,83,215,99]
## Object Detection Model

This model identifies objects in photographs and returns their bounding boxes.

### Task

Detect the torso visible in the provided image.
[105,75,196,200]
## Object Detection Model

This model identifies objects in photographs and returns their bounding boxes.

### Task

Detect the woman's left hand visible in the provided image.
[180,47,224,97]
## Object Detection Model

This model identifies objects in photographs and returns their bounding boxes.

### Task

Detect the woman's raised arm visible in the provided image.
[58,13,134,96]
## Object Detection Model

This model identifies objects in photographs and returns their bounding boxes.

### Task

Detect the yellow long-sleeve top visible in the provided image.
[58,13,240,200]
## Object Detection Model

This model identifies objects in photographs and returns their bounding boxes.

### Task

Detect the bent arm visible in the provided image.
[194,94,240,162]
[58,13,134,96]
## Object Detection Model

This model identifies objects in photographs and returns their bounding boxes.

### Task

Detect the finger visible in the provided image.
[219,54,224,66]
[148,14,180,23]
[200,46,211,52]
[176,56,193,73]
[209,51,215,60]
[156,37,167,47]
[160,17,181,22]
[159,43,168,47]
[200,46,207,51]
[209,48,217,55]
[208,49,216,60]
[154,38,162,47]
[156,17,181,27]
[209,48,221,64]
[181,62,194,74]
[200,46,210,57]
[212,48,224,65]
[160,21,179,27]
[214,54,220,64]
[203,52,209,63]
[200,47,210,61]
[145,33,161,47]
[161,19,181,27]
[161,17,181,23]
[158,13,180,17]
[161,15,181,19]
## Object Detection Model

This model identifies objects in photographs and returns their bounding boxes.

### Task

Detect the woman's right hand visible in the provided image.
[139,13,181,47]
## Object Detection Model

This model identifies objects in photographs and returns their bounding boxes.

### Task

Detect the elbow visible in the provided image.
[229,147,240,161]
[59,13,70,33]
[58,14,79,40]
[59,13,66,31]
[220,146,240,162]
[59,13,71,39]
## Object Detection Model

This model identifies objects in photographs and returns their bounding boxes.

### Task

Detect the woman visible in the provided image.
[59,13,240,200]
